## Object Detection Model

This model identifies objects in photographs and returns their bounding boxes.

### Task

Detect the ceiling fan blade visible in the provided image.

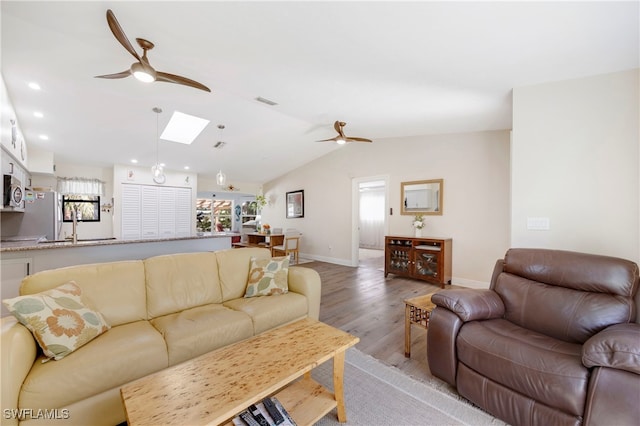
[346,137,373,143]
[106,9,141,61]
[156,71,211,92]
[95,70,131,79]
[316,137,338,142]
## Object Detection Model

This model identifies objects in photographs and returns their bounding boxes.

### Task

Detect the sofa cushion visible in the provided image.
[19,260,147,327]
[19,321,168,410]
[457,319,588,417]
[151,304,254,365]
[224,292,308,334]
[216,247,272,301]
[245,256,289,297]
[144,252,222,319]
[3,281,110,360]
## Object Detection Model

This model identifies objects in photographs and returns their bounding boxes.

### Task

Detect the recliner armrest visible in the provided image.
[582,323,640,374]
[432,288,505,322]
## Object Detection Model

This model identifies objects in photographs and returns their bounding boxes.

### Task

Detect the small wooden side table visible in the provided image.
[404,293,436,358]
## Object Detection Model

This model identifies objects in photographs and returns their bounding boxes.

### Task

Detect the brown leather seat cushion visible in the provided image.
[458,319,589,416]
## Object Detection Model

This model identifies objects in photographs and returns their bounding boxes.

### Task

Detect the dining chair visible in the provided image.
[271,231,301,264]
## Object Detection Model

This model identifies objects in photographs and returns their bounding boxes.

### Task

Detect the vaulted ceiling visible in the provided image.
[2,1,638,183]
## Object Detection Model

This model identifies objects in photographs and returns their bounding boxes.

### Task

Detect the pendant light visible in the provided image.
[151,107,165,184]
[216,124,227,187]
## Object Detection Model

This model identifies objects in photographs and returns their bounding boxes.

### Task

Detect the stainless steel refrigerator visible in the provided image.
[3,191,61,241]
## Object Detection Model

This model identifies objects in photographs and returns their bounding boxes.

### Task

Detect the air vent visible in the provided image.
[214,141,226,149]
[255,96,278,106]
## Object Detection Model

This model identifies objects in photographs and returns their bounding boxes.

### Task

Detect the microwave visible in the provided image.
[3,174,23,208]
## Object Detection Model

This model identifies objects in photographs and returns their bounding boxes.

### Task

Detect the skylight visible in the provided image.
[160,111,210,145]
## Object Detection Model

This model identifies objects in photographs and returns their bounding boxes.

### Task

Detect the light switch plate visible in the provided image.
[527,217,550,230]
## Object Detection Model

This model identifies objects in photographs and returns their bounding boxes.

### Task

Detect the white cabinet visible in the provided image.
[121,185,142,240]
[141,186,160,238]
[1,258,31,317]
[121,184,192,240]
[1,76,28,168]
[158,187,176,238]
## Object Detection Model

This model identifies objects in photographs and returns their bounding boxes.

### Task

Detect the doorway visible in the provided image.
[351,176,389,267]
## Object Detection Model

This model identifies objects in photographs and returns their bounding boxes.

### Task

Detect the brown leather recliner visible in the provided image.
[427,248,640,426]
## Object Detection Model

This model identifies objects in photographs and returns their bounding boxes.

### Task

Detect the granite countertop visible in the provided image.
[0,233,239,253]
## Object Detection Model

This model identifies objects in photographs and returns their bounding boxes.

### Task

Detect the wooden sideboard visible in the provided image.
[384,236,452,288]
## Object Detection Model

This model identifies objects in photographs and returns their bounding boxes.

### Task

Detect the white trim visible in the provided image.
[299,253,354,267]
[351,175,390,267]
[452,277,489,289]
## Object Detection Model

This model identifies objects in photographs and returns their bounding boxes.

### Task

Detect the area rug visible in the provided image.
[311,348,507,426]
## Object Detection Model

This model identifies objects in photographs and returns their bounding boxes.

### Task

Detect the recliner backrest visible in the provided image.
[491,248,639,343]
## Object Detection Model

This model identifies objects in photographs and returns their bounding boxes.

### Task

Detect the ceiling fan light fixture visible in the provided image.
[336,138,346,145]
[131,62,156,83]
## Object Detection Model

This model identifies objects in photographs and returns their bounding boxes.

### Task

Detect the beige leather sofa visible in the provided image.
[1,248,321,426]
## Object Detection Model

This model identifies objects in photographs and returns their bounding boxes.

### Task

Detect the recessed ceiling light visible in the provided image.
[39,134,49,140]
[184,166,190,170]
[160,163,166,167]
[28,82,41,90]
[131,159,138,164]
[160,111,210,145]
[33,111,44,118]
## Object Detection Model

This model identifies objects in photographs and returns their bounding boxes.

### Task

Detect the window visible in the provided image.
[196,198,232,232]
[62,195,100,222]
[241,201,258,224]
[213,200,232,231]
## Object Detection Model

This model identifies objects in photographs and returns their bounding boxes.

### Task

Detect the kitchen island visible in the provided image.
[0,233,238,316]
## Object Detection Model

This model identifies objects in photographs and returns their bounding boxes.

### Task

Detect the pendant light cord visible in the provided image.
[153,107,162,166]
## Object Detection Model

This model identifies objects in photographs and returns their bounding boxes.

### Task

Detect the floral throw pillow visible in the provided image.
[245,256,290,298]
[2,281,110,360]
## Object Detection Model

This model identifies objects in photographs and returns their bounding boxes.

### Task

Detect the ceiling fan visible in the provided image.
[317,121,372,144]
[95,9,211,92]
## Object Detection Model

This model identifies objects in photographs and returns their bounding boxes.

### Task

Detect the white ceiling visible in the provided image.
[2,1,638,183]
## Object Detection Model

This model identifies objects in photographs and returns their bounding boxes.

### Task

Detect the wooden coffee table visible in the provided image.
[404,293,436,358]
[120,318,359,426]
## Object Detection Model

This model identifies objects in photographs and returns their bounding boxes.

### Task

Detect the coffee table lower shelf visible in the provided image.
[223,375,336,426]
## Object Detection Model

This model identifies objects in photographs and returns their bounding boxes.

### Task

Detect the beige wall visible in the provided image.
[512,69,639,263]
[261,130,511,286]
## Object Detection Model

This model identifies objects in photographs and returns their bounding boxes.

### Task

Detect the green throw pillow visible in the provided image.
[3,281,110,360]
[245,256,290,297]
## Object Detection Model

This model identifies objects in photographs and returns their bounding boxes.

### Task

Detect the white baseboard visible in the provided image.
[452,277,489,289]
[300,253,354,267]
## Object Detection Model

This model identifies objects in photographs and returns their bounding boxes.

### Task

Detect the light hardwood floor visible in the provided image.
[301,253,453,383]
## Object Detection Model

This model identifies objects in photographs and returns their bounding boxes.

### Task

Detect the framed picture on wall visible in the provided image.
[286,190,304,218]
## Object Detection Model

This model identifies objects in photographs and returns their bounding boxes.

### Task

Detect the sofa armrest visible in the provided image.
[582,323,640,374]
[1,316,38,426]
[432,289,505,322]
[288,266,321,321]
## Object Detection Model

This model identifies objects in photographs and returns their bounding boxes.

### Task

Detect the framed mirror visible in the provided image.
[401,179,443,215]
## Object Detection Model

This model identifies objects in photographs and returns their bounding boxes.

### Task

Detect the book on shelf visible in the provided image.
[232,396,296,426]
